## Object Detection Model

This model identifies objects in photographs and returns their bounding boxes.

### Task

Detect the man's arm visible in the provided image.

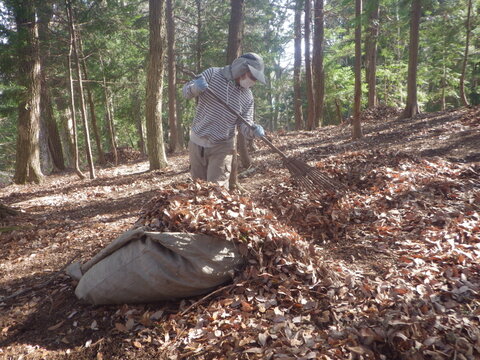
[238,100,265,139]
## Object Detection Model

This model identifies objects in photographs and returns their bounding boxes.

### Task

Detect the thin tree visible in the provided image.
[166,0,180,153]
[145,0,168,170]
[459,0,472,107]
[78,36,106,164]
[195,0,203,74]
[398,0,421,120]
[312,0,325,128]
[226,0,245,191]
[65,0,85,180]
[304,0,315,130]
[66,0,96,179]
[352,0,363,140]
[365,0,380,108]
[100,55,118,165]
[294,0,304,130]
[132,89,147,155]
[13,0,43,184]
[176,87,185,149]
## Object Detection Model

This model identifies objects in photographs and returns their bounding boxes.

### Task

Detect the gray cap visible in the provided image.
[221,53,266,85]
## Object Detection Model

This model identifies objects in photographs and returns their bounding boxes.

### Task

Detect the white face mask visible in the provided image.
[239,77,256,89]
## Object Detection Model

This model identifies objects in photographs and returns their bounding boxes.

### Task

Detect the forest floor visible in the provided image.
[0,105,479,360]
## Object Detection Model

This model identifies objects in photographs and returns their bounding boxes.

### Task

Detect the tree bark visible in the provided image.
[312,0,325,128]
[146,0,168,170]
[66,0,96,179]
[55,96,75,168]
[294,0,304,130]
[226,0,246,191]
[226,0,244,62]
[176,87,185,149]
[304,0,315,130]
[166,0,180,153]
[195,0,203,74]
[132,90,147,155]
[100,56,118,165]
[65,0,85,179]
[398,0,421,120]
[365,0,379,108]
[459,0,472,107]
[37,2,54,174]
[78,36,106,164]
[13,0,43,184]
[352,0,363,140]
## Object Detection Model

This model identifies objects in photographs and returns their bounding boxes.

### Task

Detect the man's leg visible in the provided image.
[188,141,208,181]
[205,142,233,186]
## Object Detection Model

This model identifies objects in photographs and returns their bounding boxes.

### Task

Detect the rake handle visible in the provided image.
[205,88,289,162]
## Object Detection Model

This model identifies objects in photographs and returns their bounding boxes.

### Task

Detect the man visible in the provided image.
[183,53,266,186]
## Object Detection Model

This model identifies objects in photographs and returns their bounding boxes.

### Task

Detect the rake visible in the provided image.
[206,88,344,194]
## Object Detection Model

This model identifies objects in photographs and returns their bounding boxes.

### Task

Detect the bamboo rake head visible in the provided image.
[283,158,345,195]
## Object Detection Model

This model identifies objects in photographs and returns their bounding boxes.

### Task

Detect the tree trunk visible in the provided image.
[132,90,147,155]
[176,87,185,149]
[304,0,315,130]
[66,0,96,179]
[459,0,472,107]
[335,98,344,124]
[100,56,118,165]
[13,0,43,184]
[226,0,244,62]
[55,96,75,168]
[352,0,363,140]
[78,36,106,164]
[40,85,65,173]
[312,0,325,128]
[146,0,168,170]
[104,86,118,165]
[398,0,421,120]
[365,0,379,108]
[441,47,446,111]
[195,0,203,74]
[166,0,180,153]
[294,0,304,130]
[65,0,85,180]
[226,0,246,191]
[37,2,54,174]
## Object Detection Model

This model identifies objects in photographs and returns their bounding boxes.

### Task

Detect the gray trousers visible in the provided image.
[188,140,234,187]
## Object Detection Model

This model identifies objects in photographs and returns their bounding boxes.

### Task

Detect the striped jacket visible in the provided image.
[183,67,255,147]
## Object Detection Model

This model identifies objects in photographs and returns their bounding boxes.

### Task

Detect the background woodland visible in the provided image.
[0,0,478,183]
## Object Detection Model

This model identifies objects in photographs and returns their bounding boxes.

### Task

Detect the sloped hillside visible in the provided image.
[0,106,479,359]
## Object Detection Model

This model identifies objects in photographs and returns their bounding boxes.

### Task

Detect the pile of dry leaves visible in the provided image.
[257,150,480,359]
[459,105,480,127]
[128,181,342,358]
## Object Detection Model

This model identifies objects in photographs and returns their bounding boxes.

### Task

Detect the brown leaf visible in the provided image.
[241,301,254,312]
[115,323,127,332]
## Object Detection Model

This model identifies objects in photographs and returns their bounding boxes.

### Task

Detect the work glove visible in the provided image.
[194,76,208,93]
[253,124,265,138]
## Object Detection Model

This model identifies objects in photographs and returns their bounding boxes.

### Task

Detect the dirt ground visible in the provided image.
[0,106,479,359]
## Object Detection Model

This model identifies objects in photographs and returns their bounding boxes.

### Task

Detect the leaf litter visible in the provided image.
[0,105,479,359]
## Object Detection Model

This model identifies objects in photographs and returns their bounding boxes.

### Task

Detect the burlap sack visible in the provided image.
[67,227,243,305]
